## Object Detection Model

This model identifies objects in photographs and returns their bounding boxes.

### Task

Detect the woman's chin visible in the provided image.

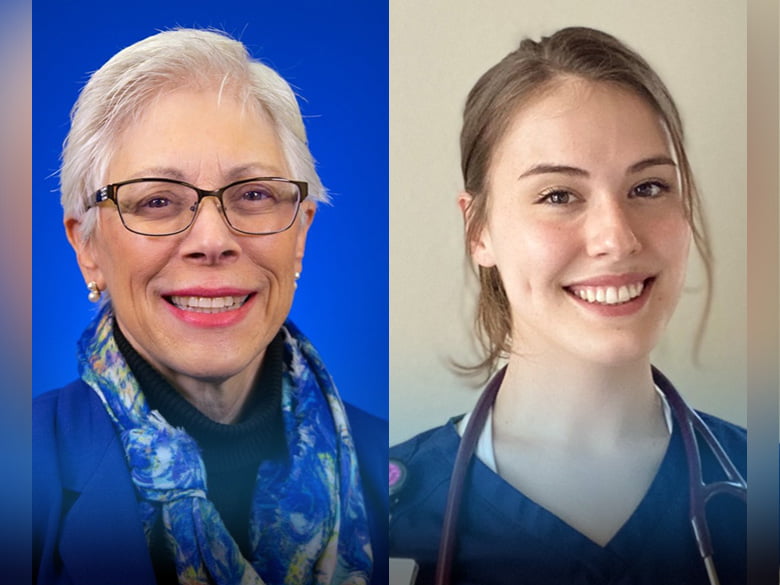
[163,353,263,389]
[571,337,658,369]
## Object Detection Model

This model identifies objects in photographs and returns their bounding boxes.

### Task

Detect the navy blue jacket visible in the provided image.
[390,410,746,584]
[33,379,388,585]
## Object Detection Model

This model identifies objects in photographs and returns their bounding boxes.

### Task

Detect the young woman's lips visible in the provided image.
[565,274,655,316]
[162,288,256,328]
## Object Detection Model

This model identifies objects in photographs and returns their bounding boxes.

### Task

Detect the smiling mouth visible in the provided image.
[166,294,251,313]
[567,278,653,306]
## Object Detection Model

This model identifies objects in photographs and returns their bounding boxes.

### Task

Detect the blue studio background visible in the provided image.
[32,1,388,420]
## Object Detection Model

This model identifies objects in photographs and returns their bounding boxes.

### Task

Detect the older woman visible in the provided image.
[33,29,385,585]
[389,27,746,584]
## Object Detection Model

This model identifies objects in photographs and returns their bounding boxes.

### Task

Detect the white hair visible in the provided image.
[60,28,327,239]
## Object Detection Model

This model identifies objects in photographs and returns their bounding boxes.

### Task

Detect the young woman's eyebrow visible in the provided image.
[627,156,677,174]
[517,164,589,180]
[517,156,677,181]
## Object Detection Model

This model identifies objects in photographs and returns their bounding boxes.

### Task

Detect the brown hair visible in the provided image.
[459,26,712,377]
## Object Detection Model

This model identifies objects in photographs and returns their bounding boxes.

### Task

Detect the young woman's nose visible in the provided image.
[179,197,241,263]
[585,198,641,259]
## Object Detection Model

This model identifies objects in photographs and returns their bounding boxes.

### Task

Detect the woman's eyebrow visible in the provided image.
[517,164,589,180]
[517,156,677,181]
[224,163,286,180]
[126,164,287,182]
[627,156,677,174]
[129,166,188,180]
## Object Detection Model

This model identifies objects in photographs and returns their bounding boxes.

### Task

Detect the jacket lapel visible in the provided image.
[58,387,156,585]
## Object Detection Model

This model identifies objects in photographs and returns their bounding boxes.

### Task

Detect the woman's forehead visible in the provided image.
[492,79,675,176]
[107,88,286,185]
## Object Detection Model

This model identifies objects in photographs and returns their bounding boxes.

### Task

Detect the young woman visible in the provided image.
[389,27,746,585]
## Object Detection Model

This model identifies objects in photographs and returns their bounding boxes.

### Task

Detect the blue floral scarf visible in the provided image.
[77,305,372,585]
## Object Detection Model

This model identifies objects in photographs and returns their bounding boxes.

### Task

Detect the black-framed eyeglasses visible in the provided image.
[90,176,309,237]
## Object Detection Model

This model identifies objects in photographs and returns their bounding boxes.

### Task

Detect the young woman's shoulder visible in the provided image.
[694,411,747,475]
[390,418,464,496]
[696,411,746,441]
[389,420,463,563]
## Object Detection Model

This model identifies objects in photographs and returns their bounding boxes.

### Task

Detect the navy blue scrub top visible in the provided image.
[389,411,746,585]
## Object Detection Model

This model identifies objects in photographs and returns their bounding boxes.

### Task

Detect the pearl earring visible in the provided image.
[87,281,102,303]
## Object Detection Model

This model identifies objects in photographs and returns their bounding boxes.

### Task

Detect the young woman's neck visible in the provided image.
[490,351,671,546]
[494,352,664,450]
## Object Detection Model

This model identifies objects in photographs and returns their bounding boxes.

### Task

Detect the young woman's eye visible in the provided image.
[539,189,574,205]
[632,181,668,198]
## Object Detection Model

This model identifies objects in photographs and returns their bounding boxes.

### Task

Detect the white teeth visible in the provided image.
[169,295,248,313]
[572,282,645,306]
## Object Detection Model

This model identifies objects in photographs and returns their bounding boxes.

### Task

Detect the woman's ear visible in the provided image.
[294,201,316,270]
[64,217,105,288]
[457,192,496,268]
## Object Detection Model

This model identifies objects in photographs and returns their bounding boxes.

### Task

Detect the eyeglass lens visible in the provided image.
[115,179,301,235]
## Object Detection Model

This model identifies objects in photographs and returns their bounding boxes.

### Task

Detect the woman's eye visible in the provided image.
[241,188,275,202]
[632,181,668,198]
[144,197,170,208]
[539,190,574,205]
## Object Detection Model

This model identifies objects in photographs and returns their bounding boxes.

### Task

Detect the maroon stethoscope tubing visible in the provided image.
[653,367,747,585]
[434,365,747,585]
[434,366,505,585]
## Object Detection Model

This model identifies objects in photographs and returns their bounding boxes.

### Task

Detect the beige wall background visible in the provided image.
[390,0,747,443]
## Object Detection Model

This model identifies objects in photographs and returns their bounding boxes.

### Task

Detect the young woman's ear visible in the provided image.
[458,192,496,268]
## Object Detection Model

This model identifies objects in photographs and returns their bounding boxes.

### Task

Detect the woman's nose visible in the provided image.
[179,197,241,263]
[584,198,641,259]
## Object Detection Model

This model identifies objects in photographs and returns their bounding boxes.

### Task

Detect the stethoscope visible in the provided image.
[434,366,747,585]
